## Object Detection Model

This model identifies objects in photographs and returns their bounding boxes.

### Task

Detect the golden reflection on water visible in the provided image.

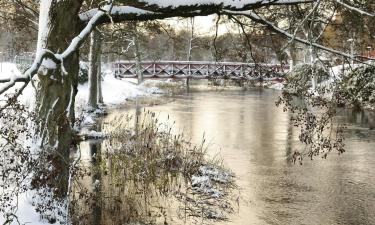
[78,89,375,225]
[76,106,236,225]
[141,90,375,225]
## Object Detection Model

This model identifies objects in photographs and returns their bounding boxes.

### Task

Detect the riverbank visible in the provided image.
[74,109,237,224]
[75,75,288,139]
[75,76,188,139]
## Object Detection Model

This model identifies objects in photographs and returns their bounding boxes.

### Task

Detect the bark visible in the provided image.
[33,0,82,198]
[133,24,143,84]
[97,57,103,104]
[97,33,103,105]
[88,29,101,108]
[289,42,298,70]
[134,40,143,84]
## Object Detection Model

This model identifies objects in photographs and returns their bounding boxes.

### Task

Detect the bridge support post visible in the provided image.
[186,77,190,91]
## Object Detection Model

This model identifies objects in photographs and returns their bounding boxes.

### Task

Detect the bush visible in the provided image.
[285,64,330,91]
[338,65,375,109]
[78,61,89,84]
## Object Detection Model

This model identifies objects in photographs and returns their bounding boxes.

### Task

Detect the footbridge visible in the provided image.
[113,61,289,81]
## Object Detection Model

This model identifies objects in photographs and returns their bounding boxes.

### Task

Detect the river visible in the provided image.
[81,88,375,225]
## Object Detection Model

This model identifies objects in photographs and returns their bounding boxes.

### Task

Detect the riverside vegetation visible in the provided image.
[70,110,237,225]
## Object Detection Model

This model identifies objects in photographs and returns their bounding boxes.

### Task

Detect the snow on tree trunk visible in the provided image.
[33,0,82,198]
[88,29,101,108]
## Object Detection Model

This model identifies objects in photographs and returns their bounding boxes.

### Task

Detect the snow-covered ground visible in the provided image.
[0,63,166,225]
[0,63,163,108]
[76,74,160,107]
[0,62,22,77]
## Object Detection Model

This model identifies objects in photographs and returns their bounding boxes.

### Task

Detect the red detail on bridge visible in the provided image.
[113,61,289,80]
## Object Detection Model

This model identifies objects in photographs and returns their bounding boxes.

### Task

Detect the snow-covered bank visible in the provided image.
[75,75,163,108]
[74,72,174,138]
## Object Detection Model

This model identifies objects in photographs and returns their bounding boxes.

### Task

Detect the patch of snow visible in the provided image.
[75,73,161,108]
[0,190,66,225]
[268,83,284,90]
[199,166,233,183]
[329,63,364,80]
[80,6,154,22]
[41,58,57,69]
[82,114,95,125]
[191,175,212,188]
[138,0,305,9]
[191,166,234,198]
[145,86,164,94]
[0,62,22,77]
[0,62,36,108]
[79,129,106,140]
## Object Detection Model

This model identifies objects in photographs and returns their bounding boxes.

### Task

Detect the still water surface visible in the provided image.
[84,89,375,225]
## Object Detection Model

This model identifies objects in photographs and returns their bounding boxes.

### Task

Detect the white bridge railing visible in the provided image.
[113,61,289,80]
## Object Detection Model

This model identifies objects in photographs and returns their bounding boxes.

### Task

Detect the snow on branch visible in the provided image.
[222,10,358,60]
[79,6,155,22]
[134,0,314,9]
[80,0,314,24]
[335,0,374,17]
[0,49,58,95]
[0,2,114,96]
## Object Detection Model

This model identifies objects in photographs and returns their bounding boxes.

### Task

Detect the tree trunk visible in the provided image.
[97,53,103,104]
[88,29,101,108]
[33,0,82,198]
[289,42,298,70]
[133,28,143,84]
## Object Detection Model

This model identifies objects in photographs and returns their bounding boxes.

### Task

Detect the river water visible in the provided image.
[81,89,375,225]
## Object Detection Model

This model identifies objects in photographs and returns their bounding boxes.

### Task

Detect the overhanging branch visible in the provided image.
[79,0,315,24]
[0,2,114,97]
[335,0,374,17]
[222,10,371,61]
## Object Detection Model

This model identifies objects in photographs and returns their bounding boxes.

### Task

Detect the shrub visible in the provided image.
[338,65,375,109]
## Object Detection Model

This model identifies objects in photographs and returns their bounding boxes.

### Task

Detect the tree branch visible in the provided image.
[79,1,314,24]
[222,10,371,61]
[0,2,114,96]
[335,0,374,17]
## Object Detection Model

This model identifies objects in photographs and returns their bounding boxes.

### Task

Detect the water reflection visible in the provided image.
[76,89,375,225]
[141,89,375,225]
[75,108,236,225]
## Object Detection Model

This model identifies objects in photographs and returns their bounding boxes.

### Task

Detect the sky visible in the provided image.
[164,15,231,36]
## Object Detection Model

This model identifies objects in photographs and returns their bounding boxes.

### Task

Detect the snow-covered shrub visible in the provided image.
[285,64,329,92]
[78,62,89,84]
[0,98,68,224]
[277,64,345,162]
[338,65,375,110]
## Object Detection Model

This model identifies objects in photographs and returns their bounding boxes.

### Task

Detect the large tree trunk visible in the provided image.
[33,0,82,198]
[88,29,101,108]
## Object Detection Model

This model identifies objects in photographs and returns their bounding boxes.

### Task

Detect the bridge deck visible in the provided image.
[112,61,289,80]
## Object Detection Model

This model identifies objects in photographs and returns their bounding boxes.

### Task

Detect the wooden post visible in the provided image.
[187,62,191,90]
